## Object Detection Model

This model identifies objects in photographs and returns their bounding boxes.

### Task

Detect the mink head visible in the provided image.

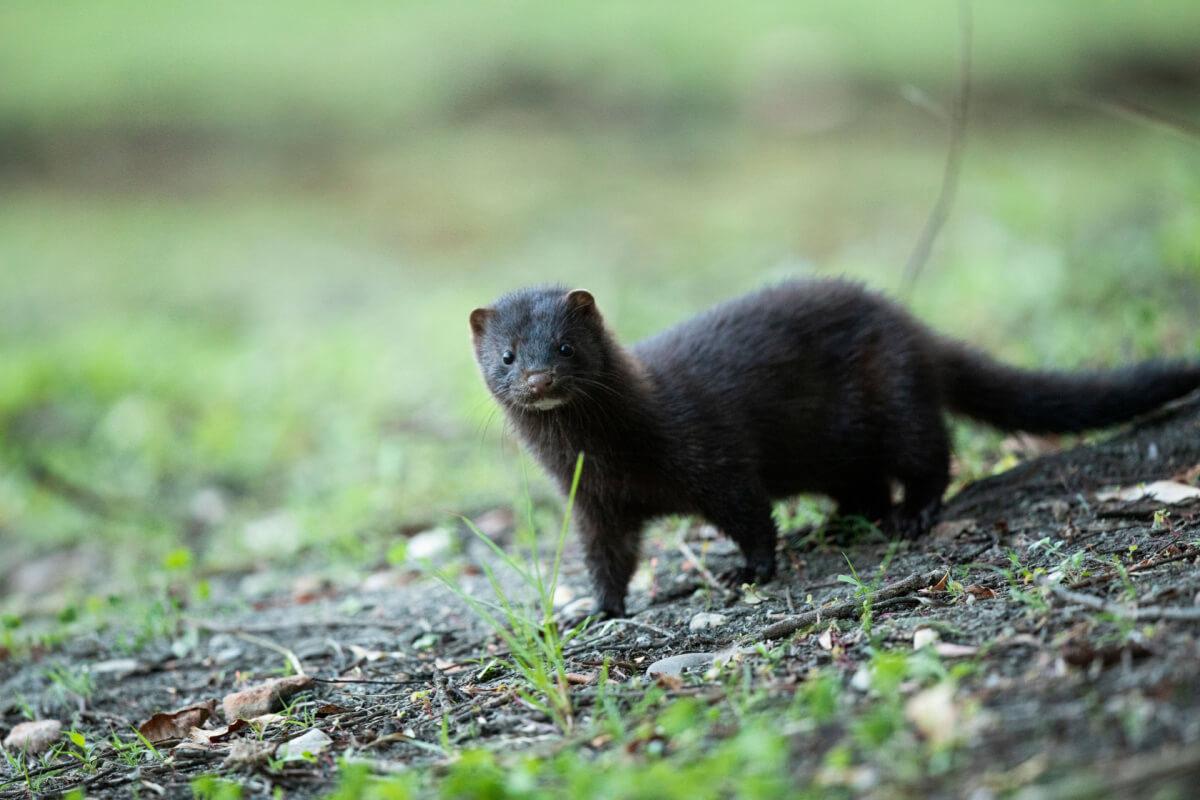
[469,285,608,412]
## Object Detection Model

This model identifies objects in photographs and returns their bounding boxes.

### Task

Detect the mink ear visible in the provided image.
[469,307,496,340]
[565,289,597,315]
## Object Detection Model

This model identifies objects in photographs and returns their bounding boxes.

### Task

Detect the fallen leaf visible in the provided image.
[655,673,686,691]
[564,672,593,685]
[275,729,333,761]
[189,719,252,744]
[317,704,351,716]
[223,675,314,721]
[928,572,949,592]
[3,720,62,754]
[138,700,217,743]
[1096,481,1200,504]
[964,584,997,600]
[817,627,837,651]
[1172,462,1200,485]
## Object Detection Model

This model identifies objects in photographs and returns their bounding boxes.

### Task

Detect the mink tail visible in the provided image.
[937,341,1200,434]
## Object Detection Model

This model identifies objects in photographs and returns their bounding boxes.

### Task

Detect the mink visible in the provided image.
[469,280,1200,618]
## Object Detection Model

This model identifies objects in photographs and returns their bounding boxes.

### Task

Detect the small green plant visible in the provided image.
[994,551,1051,614]
[192,775,244,800]
[1110,554,1138,602]
[64,729,101,774]
[432,454,588,733]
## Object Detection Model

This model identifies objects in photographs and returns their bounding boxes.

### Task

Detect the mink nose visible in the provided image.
[525,372,553,395]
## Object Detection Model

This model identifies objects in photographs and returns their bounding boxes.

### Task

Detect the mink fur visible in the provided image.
[469,280,1200,618]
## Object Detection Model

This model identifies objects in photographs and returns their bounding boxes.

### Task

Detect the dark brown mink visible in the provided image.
[469,280,1200,618]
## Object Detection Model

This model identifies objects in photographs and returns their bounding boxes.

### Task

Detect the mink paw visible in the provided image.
[719,559,776,589]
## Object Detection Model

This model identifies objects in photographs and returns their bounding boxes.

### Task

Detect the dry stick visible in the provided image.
[185,615,416,633]
[1043,580,1200,621]
[594,618,674,639]
[1068,95,1200,144]
[758,569,946,640]
[901,0,973,296]
[674,522,735,602]
[225,630,306,677]
[1067,546,1197,590]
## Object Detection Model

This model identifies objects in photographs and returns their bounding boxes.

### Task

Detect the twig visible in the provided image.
[674,522,735,602]
[185,615,416,633]
[1067,546,1197,590]
[757,569,945,639]
[1044,580,1200,621]
[1067,95,1200,144]
[593,618,674,639]
[228,631,306,676]
[901,0,973,295]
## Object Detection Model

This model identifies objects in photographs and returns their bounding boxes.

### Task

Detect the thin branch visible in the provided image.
[674,521,735,603]
[757,569,946,640]
[1043,580,1200,621]
[902,0,973,295]
[224,631,306,676]
[1067,546,1197,590]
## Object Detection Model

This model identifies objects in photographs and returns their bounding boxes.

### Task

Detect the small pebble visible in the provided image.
[688,612,728,631]
[3,720,62,755]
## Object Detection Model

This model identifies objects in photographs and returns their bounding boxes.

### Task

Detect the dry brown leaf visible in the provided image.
[565,672,593,685]
[1171,462,1200,485]
[655,673,685,691]
[138,700,217,743]
[222,675,313,721]
[964,584,997,600]
[189,718,252,744]
[928,572,949,592]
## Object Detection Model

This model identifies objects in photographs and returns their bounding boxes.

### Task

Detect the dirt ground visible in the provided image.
[3,395,1200,799]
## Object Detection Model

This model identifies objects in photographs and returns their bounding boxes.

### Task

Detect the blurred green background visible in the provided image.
[2,1,1200,620]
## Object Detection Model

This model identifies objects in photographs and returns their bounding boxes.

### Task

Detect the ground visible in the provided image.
[3,4,1200,798]
[3,394,1199,799]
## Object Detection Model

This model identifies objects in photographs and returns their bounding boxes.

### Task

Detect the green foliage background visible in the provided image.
[2,0,1199,616]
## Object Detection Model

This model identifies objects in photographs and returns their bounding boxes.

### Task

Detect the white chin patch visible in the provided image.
[531,398,566,411]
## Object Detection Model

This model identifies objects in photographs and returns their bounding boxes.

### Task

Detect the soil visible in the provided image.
[3,395,1200,799]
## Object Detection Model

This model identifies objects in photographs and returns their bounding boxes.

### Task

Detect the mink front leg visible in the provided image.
[576,504,642,619]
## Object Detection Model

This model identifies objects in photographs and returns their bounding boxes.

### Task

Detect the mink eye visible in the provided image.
[558,343,575,358]
[502,350,515,365]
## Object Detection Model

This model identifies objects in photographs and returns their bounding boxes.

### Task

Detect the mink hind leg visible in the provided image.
[890,417,951,539]
[829,475,893,541]
[701,491,778,587]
